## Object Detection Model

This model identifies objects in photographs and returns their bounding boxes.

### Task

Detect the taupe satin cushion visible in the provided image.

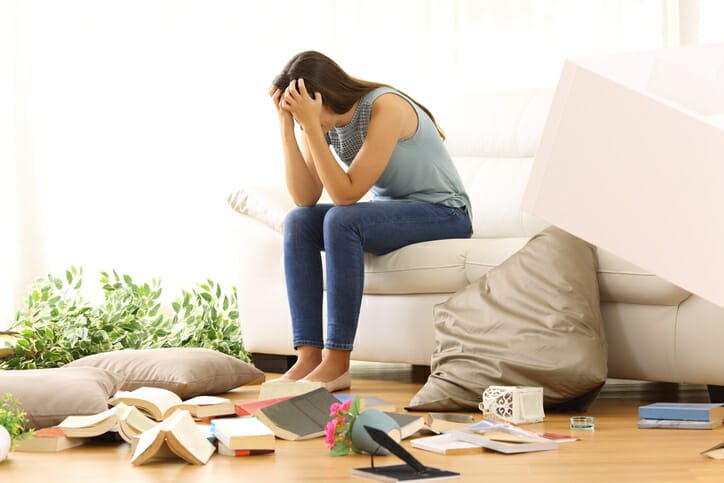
[408,226,607,411]
[0,367,123,429]
[64,348,264,399]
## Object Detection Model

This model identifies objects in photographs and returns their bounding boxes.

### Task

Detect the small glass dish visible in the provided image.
[570,416,595,430]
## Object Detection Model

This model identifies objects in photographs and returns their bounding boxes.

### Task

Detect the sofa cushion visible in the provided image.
[0,367,123,429]
[407,226,608,411]
[595,248,691,305]
[64,348,264,399]
[362,236,690,306]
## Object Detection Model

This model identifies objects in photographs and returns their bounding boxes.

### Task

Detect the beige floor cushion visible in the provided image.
[0,367,123,429]
[407,226,608,411]
[64,347,264,399]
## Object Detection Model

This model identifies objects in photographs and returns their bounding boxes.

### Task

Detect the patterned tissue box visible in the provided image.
[479,386,545,424]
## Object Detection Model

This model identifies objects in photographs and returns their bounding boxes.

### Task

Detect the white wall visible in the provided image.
[1,0,714,328]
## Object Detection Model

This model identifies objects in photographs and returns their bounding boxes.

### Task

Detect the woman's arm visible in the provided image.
[284,79,403,205]
[269,86,323,206]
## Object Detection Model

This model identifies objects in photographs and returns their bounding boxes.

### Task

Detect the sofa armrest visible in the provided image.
[227,185,295,234]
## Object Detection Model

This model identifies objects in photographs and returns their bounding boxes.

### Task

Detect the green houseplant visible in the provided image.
[1,266,250,369]
[0,393,33,460]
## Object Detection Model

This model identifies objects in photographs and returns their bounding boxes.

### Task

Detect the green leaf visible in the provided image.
[330,441,351,456]
[349,396,361,416]
[4,268,250,370]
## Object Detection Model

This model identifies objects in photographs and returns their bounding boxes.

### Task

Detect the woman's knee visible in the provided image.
[285,206,320,230]
[322,205,361,235]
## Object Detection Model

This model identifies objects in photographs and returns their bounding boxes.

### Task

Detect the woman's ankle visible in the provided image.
[301,349,351,382]
[281,347,322,380]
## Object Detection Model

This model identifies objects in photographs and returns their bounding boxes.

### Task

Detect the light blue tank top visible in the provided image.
[325,87,472,219]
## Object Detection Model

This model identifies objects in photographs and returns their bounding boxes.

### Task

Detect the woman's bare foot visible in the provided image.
[279,346,322,381]
[301,348,350,383]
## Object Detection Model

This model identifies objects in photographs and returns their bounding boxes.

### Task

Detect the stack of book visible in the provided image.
[637,402,724,429]
[211,416,276,457]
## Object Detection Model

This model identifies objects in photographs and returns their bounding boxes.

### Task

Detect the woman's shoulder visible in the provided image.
[362,86,398,104]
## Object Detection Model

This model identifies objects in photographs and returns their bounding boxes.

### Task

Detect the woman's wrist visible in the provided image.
[279,116,295,134]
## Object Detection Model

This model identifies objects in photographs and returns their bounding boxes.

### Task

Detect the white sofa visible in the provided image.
[228,88,724,392]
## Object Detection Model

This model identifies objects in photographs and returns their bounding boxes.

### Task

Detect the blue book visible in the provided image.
[638,403,724,422]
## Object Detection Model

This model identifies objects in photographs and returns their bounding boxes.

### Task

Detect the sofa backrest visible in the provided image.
[436,89,554,238]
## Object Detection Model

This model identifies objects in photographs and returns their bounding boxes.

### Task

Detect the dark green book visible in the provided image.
[253,387,339,440]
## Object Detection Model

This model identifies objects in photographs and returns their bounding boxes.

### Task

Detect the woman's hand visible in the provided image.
[269,85,294,130]
[282,79,323,132]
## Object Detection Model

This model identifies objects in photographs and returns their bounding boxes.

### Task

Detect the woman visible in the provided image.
[268,51,472,391]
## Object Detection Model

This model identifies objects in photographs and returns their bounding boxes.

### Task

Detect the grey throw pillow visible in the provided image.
[407,226,607,411]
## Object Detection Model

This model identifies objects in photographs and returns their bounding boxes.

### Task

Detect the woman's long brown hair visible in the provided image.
[273,51,445,140]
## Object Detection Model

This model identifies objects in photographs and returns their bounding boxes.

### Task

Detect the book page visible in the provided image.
[59,404,125,429]
[130,423,166,465]
[182,395,230,406]
[164,410,215,464]
[112,387,183,420]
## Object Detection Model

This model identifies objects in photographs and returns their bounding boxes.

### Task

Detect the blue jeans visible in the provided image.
[283,201,472,351]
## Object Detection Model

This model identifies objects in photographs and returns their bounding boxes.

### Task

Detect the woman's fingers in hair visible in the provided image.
[297,78,309,96]
[296,78,320,102]
[270,87,281,102]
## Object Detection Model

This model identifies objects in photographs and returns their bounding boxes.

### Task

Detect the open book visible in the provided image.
[465,419,578,443]
[131,409,216,465]
[109,386,235,420]
[448,430,558,454]
[410,433,484,456]
[57,403,157,443]
[423,413,475,433]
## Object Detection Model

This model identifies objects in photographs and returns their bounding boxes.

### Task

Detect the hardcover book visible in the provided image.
[14,427,88,453]
[384,412,427,440]
[211,416,276,450]
[410,433,483,456]
[638,418,720,429]
[638,403,724,422]
[450,430,558,454]
[234,396,293,417]
[423,413,475,434]
[252,386,339,441]
[216,440,275,457]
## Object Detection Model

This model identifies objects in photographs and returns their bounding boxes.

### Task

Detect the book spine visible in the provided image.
[637,419,713,429]
[638,408,714,421]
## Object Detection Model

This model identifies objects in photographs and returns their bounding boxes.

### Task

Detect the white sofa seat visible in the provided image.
[229,88,724,387]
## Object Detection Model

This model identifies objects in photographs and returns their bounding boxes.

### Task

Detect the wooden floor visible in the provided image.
[4,362,724,482]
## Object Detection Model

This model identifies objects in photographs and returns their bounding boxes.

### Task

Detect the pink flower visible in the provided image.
[324,395,361,456]
[329,402,343,417]
[324,419,338,449]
